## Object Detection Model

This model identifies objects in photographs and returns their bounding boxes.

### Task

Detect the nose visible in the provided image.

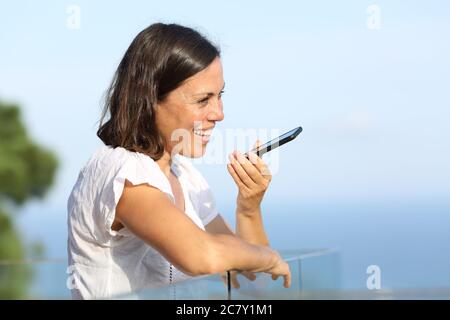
[207,99,224,122]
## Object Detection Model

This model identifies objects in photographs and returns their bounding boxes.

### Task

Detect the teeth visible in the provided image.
[193,129,212,136]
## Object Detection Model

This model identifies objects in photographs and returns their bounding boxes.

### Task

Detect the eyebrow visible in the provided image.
[192,82,226,97]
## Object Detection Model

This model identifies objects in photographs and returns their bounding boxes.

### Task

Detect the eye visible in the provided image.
[197,97,209,106]
[197,90,225,106]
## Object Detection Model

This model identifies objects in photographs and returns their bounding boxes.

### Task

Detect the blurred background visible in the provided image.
[0,0,449,298]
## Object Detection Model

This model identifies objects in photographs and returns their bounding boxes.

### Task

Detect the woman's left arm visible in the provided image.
[225,143,272,247]
[205,147,272,288]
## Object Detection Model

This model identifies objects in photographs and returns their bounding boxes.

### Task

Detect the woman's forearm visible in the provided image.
[236,207,271,247]
[205,232,276,275]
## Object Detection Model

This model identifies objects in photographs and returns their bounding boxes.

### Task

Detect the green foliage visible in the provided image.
[0,210,33,299]
[0,100,59,298]
[0,101,58,205]
[0,210,24,259]
[28,240,46,260]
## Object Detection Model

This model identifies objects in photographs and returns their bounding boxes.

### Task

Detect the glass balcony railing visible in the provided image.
[0,249,339,300]
[2,249,450,300]
[113,249,341,300]
[0,258,68,299]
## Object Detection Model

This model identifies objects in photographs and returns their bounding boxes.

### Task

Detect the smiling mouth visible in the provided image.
[193,128,213,137]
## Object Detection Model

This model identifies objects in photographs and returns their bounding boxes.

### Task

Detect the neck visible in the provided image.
[156,150,173,178]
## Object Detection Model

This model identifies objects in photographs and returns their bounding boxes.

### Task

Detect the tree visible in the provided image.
[0,100,59,299]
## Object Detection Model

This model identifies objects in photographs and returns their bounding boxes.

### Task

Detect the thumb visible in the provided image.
[253,139,261,150]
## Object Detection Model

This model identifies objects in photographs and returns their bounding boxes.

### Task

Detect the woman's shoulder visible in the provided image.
[69,145,173,218]
[81,145,161,180]
[82,145,132,172]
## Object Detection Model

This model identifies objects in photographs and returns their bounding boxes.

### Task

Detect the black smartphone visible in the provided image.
[245,126,303,158]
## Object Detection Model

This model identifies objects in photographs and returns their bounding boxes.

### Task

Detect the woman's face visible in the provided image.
[155,57,225,158]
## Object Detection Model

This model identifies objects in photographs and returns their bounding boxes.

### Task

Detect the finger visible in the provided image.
[249,139,271,176]
[243,151,272,180]
[231,273,240,289]
[247,151,272,179]
[250,139,265,160]
[229,153,258,188]
[220,274,228,287]
[284,271,291,288]
[242,271,257,281]
[226,163,249,192]
[271,274,279,281]
[253,139,262,150]
[221,272,241,289]
[234,151,266,186]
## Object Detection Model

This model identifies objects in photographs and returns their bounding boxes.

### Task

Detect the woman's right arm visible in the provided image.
[115,179,291,288]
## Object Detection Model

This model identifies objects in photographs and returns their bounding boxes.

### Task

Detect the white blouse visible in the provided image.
[67,146,219,299]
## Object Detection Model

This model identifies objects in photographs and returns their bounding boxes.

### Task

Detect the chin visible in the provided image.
[178,144,207,158]
[183,149,207,158]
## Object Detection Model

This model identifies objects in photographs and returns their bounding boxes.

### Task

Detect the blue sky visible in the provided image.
[1,0,449,210]
[1,0,450,289]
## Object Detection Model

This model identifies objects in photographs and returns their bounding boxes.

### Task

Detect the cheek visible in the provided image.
[185,109,208,127]
[170,103,208,130]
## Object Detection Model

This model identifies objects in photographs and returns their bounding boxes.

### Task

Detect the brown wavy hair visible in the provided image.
[97,23,221,160]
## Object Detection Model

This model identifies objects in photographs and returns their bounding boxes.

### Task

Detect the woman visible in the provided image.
[67,23,291,300]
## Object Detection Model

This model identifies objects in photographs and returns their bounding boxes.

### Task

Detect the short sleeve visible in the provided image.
[96,152,174,243]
